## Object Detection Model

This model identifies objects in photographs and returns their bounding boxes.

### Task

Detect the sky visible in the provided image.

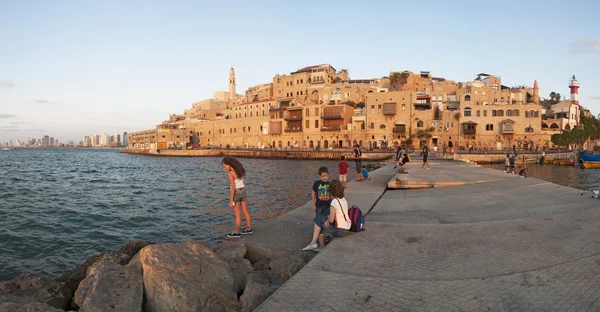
[1,0,599,143]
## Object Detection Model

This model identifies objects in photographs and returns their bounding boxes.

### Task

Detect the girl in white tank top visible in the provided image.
[221,156,252,238]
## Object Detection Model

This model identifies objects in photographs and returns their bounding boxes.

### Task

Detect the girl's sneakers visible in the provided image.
[227,232,241,238]
[241,228,253,235]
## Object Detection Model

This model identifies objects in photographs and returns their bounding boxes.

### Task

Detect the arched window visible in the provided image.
[278,141,282,148]
[417,120,424,128]
[464,107,472,117]
[542,123,548,129]
[370,122,375,129]
[380,124,386,129]
[498,110,504,117]
[486,124,494,131]
[525,127,534,133]
[287,141,291,147]
[506,110,512,117]
[513,110,519,116]
[309,140,314,148]
[492,110,497,117]
[550,123,559,129]
[465,95,471,101]
[565,124,571,130]
[324,140,329,148]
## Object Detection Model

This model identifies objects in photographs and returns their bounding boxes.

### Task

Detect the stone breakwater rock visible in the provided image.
[140,241,238,312]
[216,241,247,261]
[0,302,64,312]
[239,282,277,312]
[74,260,143,312]
[55,240,153,293]
[0,274,72,310]
[269,254,306,286]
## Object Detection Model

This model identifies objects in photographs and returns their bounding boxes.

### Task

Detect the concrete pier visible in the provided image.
[250,158,600,311]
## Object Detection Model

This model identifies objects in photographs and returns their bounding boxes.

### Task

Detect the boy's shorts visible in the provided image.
[316,206,330,218]
[339,174,347,182]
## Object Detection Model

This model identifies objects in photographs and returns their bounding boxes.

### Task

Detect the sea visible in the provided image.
[0,148,354,281]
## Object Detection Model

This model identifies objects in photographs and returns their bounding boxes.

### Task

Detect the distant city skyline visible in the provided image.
[1,1,599,142]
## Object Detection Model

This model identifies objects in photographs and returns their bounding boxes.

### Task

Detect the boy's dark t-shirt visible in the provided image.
[312,180,332,212]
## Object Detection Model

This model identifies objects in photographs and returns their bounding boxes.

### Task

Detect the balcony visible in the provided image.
[393,127,406,133]
[321,126,341,131]
[463,129,476,135]
[269,106,286,112]
[284,116,302,121]
[321,114,343,120]
[501,128,514,134]
[284,128,302,132]
[413,102,432,110]
[447,101,460,110]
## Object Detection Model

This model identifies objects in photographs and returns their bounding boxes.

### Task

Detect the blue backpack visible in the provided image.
[348,205,365,232]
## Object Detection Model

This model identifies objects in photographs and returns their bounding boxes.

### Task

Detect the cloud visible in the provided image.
[33,99,54,105]
[10,121,26,125]
[571,36,600,53]
[0,80,15,88]
[0,114,16,118]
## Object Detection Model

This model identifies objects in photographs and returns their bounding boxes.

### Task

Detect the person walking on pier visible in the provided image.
[421,145,431,170]
[338,156,349,188]
[354,145,363,180]
[393,142,403,169]
[303,167,332,251]
[504,154,511,173]
[303,180,350,252]
[222,156,252,238]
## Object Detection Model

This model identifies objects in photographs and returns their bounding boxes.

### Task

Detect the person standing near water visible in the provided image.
[222,156,253,238]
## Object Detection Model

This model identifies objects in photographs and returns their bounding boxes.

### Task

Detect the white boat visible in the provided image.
[1,148,11,151]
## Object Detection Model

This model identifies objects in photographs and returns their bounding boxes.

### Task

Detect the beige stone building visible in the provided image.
[129,65,582,152]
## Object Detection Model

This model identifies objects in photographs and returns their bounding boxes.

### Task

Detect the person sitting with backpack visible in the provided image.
[302,180,351,251]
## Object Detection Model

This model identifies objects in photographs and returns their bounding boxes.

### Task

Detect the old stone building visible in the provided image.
[128,65,581,152]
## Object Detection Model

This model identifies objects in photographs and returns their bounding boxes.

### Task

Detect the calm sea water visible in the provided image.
[0,148,356,281]
[481,162,600,191]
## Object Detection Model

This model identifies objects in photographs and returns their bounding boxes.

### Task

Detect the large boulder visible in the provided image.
[251,258,271,271]
[216,242,247,261]
[239,282,277,312]
[74,260,143,312]
[245,271,271,286]
[140,241,238,312]
[269,254,306,286]
[119,240,155,259]
[55,251,130,292]
[227,259,253,295]
[0,274,72,310]
[0,302,64,312]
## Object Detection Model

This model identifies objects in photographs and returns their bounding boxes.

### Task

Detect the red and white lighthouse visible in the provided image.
[569,75,579,105]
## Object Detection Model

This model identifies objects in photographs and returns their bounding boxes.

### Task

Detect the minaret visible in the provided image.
[569,75,579,105]
[229,67,236,102]
[533,80,539,104]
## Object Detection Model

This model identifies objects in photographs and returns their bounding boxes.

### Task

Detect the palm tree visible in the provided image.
[549,92,557,101]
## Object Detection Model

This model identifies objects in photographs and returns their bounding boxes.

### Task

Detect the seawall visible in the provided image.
[124,147,393,160]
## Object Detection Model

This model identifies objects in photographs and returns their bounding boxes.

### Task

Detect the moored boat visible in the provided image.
[580,152,600,162]
[558,160,578,166]
[514,158,538,165]
[581,161,600,169]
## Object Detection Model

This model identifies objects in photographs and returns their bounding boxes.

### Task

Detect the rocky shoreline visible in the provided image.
[0,239,311,312]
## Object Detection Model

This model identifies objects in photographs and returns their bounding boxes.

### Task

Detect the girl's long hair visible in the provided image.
[222,156,246,178]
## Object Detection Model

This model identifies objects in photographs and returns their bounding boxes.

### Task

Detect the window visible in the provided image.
[506,110,512,117]
[525,127,534,133]
[486,124,494,131]
[306,109,310,117]
[465,95,471,101]
[380,124,386,129]
[483,110,487,117]
[492,110,497,116]
[464,107,472,117]
[315,120,319,128]
[417,120,424,129]
[402,104,406,111]
[306,120,309,129]
[370,122,374,129]
[498,110,504,117]
[315,108,319,116]
[476,110,480,117]
[514,110,519,116]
